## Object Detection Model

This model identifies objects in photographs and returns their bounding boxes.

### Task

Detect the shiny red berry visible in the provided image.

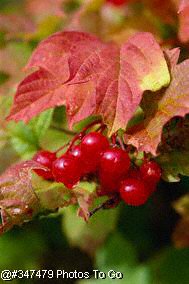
[68,145,83,160]
[99,148,130,177]
[127,168,141,180]
[68,144,86,176]
[127,167,157,195]
[33,150,56,180]
[107,0,126,6]
[81,132,109,173]
[98,173,119,194]
[140,161,161,184]
[52,154,81,189]
[120,178,149,206]
[99,148,130,193]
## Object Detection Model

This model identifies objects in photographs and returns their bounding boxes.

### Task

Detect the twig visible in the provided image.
[89,194,120,218]
[51,125,77,136]
[117,136,126,150]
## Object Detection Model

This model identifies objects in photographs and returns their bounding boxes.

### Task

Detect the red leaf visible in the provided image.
[178,0,189,43]
[74,187,95,222]
[0,160,44,234]
[26,31,101,78]
[163,48,180,70]
[8,31,170,135]
[125,59,189,155]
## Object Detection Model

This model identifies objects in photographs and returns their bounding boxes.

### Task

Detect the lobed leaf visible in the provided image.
[125,60,189,155]
[7,31,170,135]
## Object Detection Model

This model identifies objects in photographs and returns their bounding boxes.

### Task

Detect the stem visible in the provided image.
[117,136,126,150]
[51,125,77,136]
[55,119,104,154]
[67,132,83,151]
[67,119,104,151]
[89,194,120,218]
[96,124,106,133]
[54,142,70,154]
[111,132,118,145]
[82,119,103,134]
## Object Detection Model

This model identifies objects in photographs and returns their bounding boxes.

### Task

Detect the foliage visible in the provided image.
[1,0,189,283]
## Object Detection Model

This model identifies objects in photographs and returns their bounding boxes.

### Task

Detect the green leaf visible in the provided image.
[152,248,189,284]
[0,231,46,270]
[129,266,152,284]
[157,151,189,182]
[96,233,137,268]
[33,175,73,212]
[7,109,53,159]
[79,233,152,284]
[8,121,39,159]
[33,176,97,221]
[29,108,54,142]
[40,128,73,152]
[63,204,119,255]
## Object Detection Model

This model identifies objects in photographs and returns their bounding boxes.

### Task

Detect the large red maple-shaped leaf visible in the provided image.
[7,31,170,135]
[125,59,189,155]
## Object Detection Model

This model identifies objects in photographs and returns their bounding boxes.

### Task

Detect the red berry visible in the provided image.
[127,167,157,195]
[52,154,81,189]
[99,148,130,193]
[96,186,109,197]
[33,150,56,180]
[99,173,119,193]
[147,182,157,194]
[69,144,83,160]
[99,148,130,177]
[127,168,141,180]
[81,132,109,173]
[68,144,86,176]
[140,161,161,184]
[119,178,149,206]
[107,0,126,6]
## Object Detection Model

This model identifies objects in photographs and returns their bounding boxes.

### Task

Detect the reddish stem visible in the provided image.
[111,132,118,145]
[117,136,125,150]
[54,142,70,154]
[82,119,103,133]
[55,119,105,154]
[89,194,120,218]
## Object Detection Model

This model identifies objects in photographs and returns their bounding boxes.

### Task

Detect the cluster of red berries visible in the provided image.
[33,129,161,207]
